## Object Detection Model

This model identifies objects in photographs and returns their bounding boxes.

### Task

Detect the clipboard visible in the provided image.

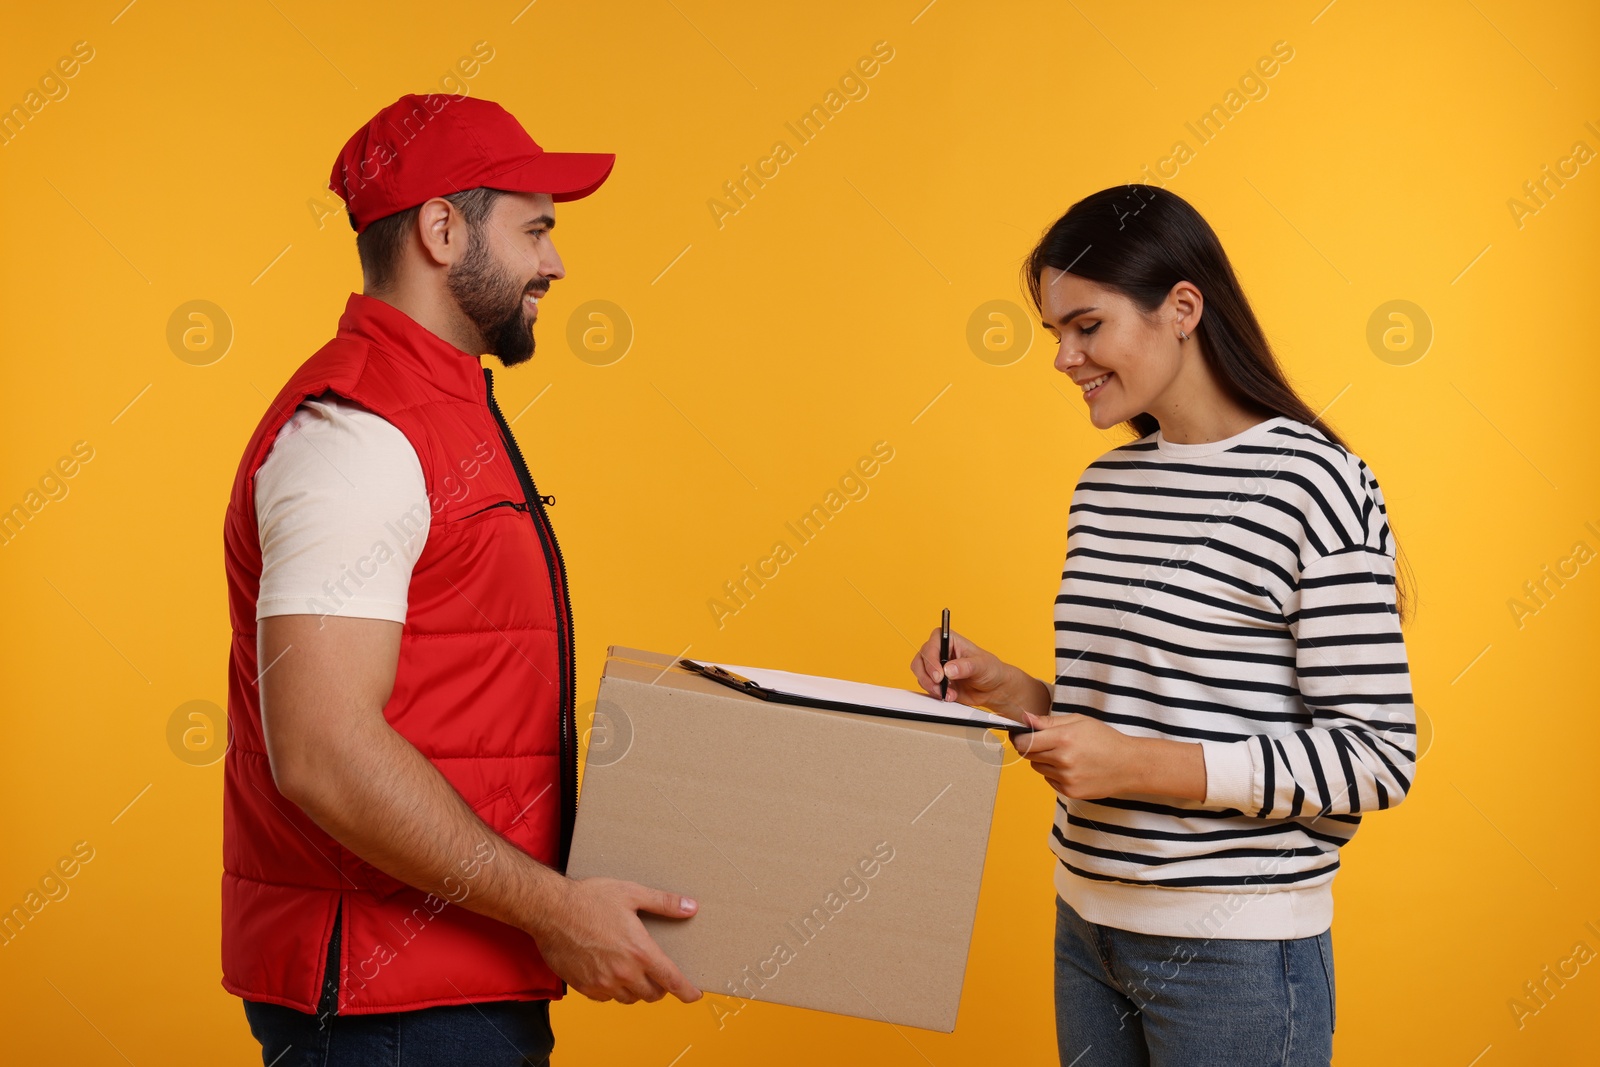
[677,658,1030,733]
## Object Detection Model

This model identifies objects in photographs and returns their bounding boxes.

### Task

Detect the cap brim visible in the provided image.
[486,151,615,203]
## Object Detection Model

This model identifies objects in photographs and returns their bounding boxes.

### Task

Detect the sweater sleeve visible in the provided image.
[1200,467,1417,818]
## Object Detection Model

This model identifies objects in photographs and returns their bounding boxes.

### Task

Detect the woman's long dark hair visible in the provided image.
[1022,184,1413,620]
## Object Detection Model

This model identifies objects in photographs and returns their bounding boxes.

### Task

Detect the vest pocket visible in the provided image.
[347,785,518,900]
[468,785,517,835]
[351,856,409,901]
[453,499,527,524]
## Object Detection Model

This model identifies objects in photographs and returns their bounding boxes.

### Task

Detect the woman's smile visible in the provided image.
[1077,371,1114,400]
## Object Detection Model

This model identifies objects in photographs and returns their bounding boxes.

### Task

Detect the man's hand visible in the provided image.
[1012,710,1207,802]
[534,877,702,1004]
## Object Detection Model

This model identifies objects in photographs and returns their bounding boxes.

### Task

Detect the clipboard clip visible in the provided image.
[676,656,1028,733]
[678,658,766,695]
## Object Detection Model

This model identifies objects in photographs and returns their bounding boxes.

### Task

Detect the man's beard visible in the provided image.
[445,229,542,367]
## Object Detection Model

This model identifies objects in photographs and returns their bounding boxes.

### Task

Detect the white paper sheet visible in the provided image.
[703,660,1023,730]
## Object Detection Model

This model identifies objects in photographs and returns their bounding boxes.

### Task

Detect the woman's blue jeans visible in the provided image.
[1054,895,1335,1066]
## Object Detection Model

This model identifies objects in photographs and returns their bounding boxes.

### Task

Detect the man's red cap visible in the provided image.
[329,93,615,233]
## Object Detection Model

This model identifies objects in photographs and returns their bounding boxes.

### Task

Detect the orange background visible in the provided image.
[1,0,1596,1063]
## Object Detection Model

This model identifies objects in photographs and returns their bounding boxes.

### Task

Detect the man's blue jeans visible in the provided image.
[242,998,554,1066]
[1054,895,1335,1066]
[242,906,555,1066]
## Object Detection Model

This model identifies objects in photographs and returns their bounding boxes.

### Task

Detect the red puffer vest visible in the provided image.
[220,292,576,1014]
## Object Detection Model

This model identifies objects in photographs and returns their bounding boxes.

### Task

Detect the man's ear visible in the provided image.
[415,197,469,269]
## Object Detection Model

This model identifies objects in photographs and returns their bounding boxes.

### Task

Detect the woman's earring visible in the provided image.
[1178,329,1188,341]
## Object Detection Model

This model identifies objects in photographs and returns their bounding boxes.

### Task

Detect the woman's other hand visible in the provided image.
[1011,710,1207,802]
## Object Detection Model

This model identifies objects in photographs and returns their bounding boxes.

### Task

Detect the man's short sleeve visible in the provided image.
[254,392,430,624]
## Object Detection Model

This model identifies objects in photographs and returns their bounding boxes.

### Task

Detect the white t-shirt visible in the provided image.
[254,392,431,623]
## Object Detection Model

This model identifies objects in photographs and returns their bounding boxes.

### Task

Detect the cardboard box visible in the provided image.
[565,646,1005,1032]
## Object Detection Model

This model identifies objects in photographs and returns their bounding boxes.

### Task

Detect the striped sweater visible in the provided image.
[1049,415,1416,940]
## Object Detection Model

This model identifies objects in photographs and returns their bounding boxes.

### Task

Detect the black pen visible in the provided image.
[939,608,951,699]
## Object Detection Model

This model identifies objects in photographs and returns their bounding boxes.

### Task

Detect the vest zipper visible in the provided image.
[461,499,529,520]
[482,367,577,872]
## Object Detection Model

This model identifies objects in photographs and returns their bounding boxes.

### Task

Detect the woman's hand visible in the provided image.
[1011,711,1208,802]
[908,628,1048,722]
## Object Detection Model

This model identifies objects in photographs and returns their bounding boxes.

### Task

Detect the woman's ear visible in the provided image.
[1170,280,1203,339]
